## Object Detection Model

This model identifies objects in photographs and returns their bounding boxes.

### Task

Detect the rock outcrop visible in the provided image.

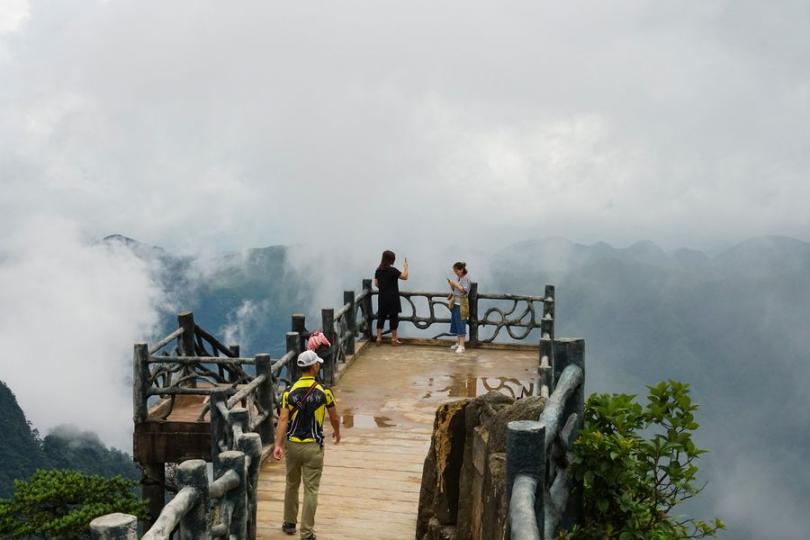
[417,391,546,540]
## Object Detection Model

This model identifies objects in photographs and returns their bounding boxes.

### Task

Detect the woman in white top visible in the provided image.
[447,262,471,353]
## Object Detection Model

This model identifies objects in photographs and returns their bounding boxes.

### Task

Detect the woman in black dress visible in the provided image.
[374,250,409,345]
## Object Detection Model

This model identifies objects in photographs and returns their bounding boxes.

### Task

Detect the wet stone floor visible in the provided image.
[256,342,537,540]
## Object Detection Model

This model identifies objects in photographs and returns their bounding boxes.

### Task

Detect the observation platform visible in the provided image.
[256,340,538,540]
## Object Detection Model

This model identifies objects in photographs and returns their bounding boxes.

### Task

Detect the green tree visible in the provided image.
[0,381,48,497]
[0,469,147,539]
[562,381,725,539]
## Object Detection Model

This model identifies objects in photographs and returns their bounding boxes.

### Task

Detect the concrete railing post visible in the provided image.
[210,389,229,471]
[254,353,274,444]
[133,343,149,424]
[540,285,556,394]
[292,313,307,355]
[286,332,301,382]
[90,513,137,539]
[141,462,165,531]
[322,308,336,385]
[177,311,197,389]
[344,290,356,355]
[177,459,209,540]
[506,420,546,539]
[177,311,196,356]
[291,317,306,381]
[217,450,247,540]
[362,279,373,340]
[237,433,262,540]
[551,339,584,432]
[469,282,479,347]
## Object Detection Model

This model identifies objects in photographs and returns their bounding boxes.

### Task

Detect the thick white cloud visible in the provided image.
[0,0,808,252]
[0,216,165,450]
[0,0,29,35]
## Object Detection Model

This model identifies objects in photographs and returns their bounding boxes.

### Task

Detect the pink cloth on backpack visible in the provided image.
[307,330,331,351]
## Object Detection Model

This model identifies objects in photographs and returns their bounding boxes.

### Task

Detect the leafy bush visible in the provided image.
[0,469,147,539]
[562,381,725,539]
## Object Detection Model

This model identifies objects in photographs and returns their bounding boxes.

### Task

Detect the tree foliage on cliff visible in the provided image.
[0,381,139,497]
[0,469,147,539]
[562,381,725,539]
[41,426,139,481]
[0,381,46,496]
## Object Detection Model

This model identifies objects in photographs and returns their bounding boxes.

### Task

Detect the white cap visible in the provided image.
[297,350,324,368]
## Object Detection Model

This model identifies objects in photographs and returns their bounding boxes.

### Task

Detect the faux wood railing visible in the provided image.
[367,282,556,346]
[94,279,562,539]
[117,314,303,539]
[506,339,585,540]
[132,312,292,441]
[91,429,261,540]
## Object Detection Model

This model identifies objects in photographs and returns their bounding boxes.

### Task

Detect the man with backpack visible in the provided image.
[272,349,341,539]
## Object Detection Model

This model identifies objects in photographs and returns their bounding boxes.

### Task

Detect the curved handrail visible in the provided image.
[509,474,541,540]
[507,340,585,540]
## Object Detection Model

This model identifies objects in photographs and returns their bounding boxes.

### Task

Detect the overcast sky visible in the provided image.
[0,0,808,452]
[1,0,808,253]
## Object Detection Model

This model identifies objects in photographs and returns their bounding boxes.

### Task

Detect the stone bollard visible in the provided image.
[90,513,137,539]
[238,432,263,540]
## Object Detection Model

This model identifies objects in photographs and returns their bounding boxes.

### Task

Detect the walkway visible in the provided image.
[256,341,537,540]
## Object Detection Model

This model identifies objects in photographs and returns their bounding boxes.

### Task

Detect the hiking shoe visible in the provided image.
[450,343,459,350]
[456,346,465,354]
[281,522,296,535]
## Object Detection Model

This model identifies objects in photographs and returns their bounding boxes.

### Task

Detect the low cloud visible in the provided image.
[1,1,808,252]
[0,216,167,450]
[709,452,807,539]
[219,299,267,352]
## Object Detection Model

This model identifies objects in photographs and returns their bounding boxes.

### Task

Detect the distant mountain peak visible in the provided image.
[100,234,168,257]
[102,234,139,245]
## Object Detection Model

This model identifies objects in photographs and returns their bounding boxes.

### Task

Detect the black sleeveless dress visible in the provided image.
[375,266,402,315]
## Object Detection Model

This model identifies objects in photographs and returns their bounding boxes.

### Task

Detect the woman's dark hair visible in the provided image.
[379,250,396,270]
[453,261,468,275]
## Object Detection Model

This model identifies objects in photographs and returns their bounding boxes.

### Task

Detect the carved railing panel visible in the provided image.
[477,295,544,343]
[365,284,555,346]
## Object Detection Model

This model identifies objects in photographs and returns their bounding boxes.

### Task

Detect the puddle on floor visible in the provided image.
[342,409,396,429]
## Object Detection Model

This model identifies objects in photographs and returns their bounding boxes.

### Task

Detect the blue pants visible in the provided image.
[450,305,466,336]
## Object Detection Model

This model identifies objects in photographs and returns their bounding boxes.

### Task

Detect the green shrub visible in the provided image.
[562,381,725,539]
[0,469,147,539]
